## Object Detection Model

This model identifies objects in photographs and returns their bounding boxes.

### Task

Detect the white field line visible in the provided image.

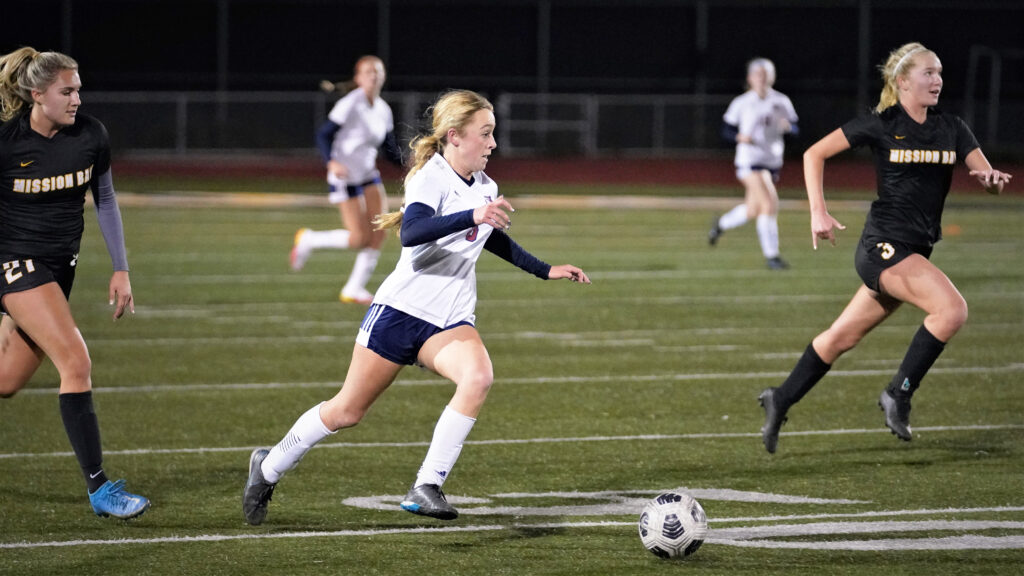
[2,423,1022,461]
[16,362,1024,397]
[4,512,1024,551]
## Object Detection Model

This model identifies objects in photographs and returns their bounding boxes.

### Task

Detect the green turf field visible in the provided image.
[1,186,1022,575]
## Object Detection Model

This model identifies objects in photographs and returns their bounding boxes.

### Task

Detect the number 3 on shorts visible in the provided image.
[3,259,36,285]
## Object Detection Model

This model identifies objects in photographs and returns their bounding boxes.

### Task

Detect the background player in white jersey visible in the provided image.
[244,90,590,525]
[0,47,148,519]
[710,58,799,270]
[290,55,404,304]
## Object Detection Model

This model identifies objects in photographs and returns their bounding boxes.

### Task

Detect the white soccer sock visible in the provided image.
[261,402,335,484]
[718,204,749,231]
[342,248,381,296]
[414,406,477,488]
[756,214,780,258]
[304,229,350,250]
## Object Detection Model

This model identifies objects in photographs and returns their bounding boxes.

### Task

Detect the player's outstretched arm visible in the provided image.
[965,149,1012,195]
[548,265,590,284]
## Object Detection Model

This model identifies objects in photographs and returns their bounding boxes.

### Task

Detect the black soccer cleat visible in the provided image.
[707,217,723,246]
[400,483,458,520]
[766,256,790,270]
[879,390,913,441]
[758,387,788,454]
[243,448,276,525]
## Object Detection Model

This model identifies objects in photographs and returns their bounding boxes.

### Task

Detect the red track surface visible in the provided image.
[114,154,1016,192]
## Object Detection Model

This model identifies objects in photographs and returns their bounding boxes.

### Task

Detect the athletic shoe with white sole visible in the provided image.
[400,483,458,520]
[242,448,276,525]
[290,228,312,271]
[89,479,150,519]
[879,390,912,441]
[339,287,373,306]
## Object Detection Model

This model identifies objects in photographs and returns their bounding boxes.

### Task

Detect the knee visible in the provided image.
[457,368,494,401]
[319,401,364,431]
[0,382,22,398]
[66,354,92,382]
[936,296,968,337]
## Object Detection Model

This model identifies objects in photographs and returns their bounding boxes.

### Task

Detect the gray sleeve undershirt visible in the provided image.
[91,168,129,271]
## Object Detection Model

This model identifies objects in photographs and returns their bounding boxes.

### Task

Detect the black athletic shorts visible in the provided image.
[854,237,932,293]
[0,254,78,313]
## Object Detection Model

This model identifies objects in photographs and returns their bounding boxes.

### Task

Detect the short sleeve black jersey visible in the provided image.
[0,111,111,257]
[842,105,979,247]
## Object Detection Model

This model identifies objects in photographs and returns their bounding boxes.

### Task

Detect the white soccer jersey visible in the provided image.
[723,88,798,169]
[327,89,394,185]
[372,153,499,328]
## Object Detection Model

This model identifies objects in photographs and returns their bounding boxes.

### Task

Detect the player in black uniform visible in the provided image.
[757,42,1011,453]
[0,47,149,518]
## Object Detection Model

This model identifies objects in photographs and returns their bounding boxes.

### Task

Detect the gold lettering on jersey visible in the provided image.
[11,165,92,194]
[888,149,956,165]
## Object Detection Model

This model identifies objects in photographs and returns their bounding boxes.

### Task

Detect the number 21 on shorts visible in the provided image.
[3,259,36,285]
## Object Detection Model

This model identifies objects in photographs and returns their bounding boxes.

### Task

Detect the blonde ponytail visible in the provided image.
[0,47,78,122]
[875,42,931,114]
[374,89,493,234]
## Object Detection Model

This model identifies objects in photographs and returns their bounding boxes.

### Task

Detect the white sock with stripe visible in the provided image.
[414,406,476,488]
[342,248,381,296]
[718,204,748,231]
[261,402,335,483]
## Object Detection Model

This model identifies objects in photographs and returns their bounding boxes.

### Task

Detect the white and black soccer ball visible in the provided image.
[638,491,708,559]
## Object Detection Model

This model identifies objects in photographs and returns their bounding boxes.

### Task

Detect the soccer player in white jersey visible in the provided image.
[290,56,404,304]
[710,58,799,270]
[244,90,590,525]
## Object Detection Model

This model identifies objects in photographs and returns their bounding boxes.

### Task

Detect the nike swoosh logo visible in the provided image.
[894,135,906,140]
[20,161,34,167]
[89,471,104,479]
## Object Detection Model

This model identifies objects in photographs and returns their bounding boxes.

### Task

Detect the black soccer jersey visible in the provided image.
[0,111,111,257]
[842,105,979,247]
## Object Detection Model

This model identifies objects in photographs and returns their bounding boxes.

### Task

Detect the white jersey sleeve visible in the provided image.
[328,92,355,126]
[372,154,500,328]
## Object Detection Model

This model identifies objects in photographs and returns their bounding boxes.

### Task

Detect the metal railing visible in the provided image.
[82,89,1020,159]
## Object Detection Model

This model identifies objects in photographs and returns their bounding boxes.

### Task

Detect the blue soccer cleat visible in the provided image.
[89,479,150,519]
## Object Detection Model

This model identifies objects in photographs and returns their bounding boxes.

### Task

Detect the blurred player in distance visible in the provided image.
[244,89,590,525]
[710,57,799,270]
[291,55,404,305]
[758,42,1012,453]
[0,47,149,519]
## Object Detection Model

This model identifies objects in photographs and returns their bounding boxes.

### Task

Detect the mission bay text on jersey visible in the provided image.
[888,149,956,165]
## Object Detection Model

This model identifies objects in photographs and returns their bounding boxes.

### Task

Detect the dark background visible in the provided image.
[4,0,1023,157]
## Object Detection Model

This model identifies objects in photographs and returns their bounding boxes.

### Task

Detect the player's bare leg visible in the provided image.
[246,345,402,525]
[875,255,966,440]
[3,285,148,518]
[400,325,493,519]
[340,184,387,305]
[0,314,45,398]
[761,286,898,453]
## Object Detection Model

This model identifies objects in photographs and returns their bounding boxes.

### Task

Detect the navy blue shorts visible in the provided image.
[356,304,474,365]
[736,165,781,182]
[328,176,384,204]
[0,253,78,313]
[854,237,933,292]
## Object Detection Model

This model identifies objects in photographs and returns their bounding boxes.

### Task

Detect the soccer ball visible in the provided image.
[638,491,708,559]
